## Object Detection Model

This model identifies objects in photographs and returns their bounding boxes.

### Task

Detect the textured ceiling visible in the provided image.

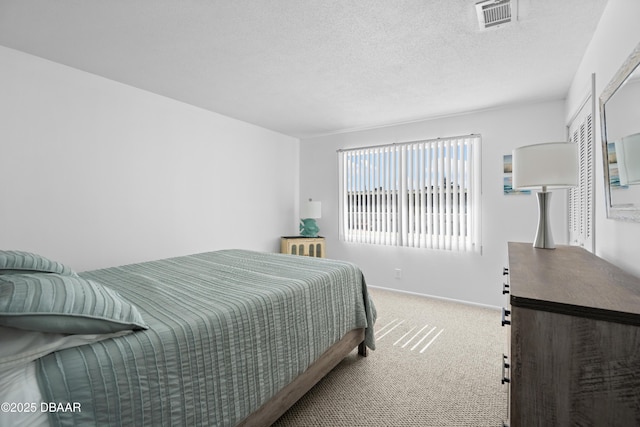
[0,0,608,138]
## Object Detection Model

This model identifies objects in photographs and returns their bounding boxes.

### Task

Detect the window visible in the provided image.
[338,135,481,252]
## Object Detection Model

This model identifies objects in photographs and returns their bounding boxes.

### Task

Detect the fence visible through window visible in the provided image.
[338,135,481,252]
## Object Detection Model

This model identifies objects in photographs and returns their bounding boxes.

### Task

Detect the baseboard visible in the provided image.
[368,285,501,311]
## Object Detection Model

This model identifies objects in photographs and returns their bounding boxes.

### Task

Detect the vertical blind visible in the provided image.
[338,135,481,252]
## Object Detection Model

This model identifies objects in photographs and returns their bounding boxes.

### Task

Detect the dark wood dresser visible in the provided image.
[503,241,640,426]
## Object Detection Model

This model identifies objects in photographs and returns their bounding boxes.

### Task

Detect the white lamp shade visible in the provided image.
[512,142,578,190]
[301,200,321,219]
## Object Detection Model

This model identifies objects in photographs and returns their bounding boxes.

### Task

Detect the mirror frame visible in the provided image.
[600,41,640,222]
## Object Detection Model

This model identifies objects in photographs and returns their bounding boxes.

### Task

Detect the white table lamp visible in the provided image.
[300,199,321,237]
[513,142,578,249]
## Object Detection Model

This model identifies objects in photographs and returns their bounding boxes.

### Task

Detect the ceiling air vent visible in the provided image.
[476,0,514,30]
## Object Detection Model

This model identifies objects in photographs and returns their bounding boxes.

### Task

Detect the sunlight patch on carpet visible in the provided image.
[375,318,445,354]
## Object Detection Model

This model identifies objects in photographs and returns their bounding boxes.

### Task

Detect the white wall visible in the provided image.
[0,46,299,272]
[566,0,640,277]
[300,100,567,307]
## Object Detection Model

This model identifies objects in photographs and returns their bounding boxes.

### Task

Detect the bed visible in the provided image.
[0,249,376,426]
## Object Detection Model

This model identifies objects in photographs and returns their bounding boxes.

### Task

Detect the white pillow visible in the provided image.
[0,326,131,427]
[0,363,49,427]
[0,325,131,373]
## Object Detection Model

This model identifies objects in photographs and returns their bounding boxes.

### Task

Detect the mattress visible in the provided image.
[32,249,376,426]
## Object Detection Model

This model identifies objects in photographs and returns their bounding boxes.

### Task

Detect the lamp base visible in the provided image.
[533,191,555,249]
[300,218,319,238]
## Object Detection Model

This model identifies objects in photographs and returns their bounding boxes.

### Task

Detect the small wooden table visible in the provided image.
[280,236,325,258]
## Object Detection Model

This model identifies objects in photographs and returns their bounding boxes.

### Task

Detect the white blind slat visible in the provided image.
[419,143,426,248]
[452,140,459,251]
[438,141,444,249]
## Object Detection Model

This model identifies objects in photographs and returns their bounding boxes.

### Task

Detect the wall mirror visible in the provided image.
[600,41,640,222]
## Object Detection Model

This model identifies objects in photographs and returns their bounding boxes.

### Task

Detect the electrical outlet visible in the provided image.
[394,268,402,279]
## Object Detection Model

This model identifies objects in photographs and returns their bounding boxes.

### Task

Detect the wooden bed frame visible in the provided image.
[239,328,367,426]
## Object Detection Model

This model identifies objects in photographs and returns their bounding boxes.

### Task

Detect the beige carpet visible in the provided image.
[273,287,508,426]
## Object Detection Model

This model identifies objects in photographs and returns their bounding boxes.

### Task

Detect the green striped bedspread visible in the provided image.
[35,250,376,426]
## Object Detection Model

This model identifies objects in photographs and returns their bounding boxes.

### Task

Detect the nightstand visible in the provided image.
[280,236,325,258]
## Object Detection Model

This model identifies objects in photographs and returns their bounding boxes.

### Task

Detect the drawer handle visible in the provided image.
[502,282,510,295]
[503,267,509,275]
[501,354,510,384]
[501,307,511,326]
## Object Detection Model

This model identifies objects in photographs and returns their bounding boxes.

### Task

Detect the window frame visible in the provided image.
[338,135,482,252]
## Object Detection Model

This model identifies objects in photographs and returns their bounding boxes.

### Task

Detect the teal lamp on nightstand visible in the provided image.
[300,199,321,237]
